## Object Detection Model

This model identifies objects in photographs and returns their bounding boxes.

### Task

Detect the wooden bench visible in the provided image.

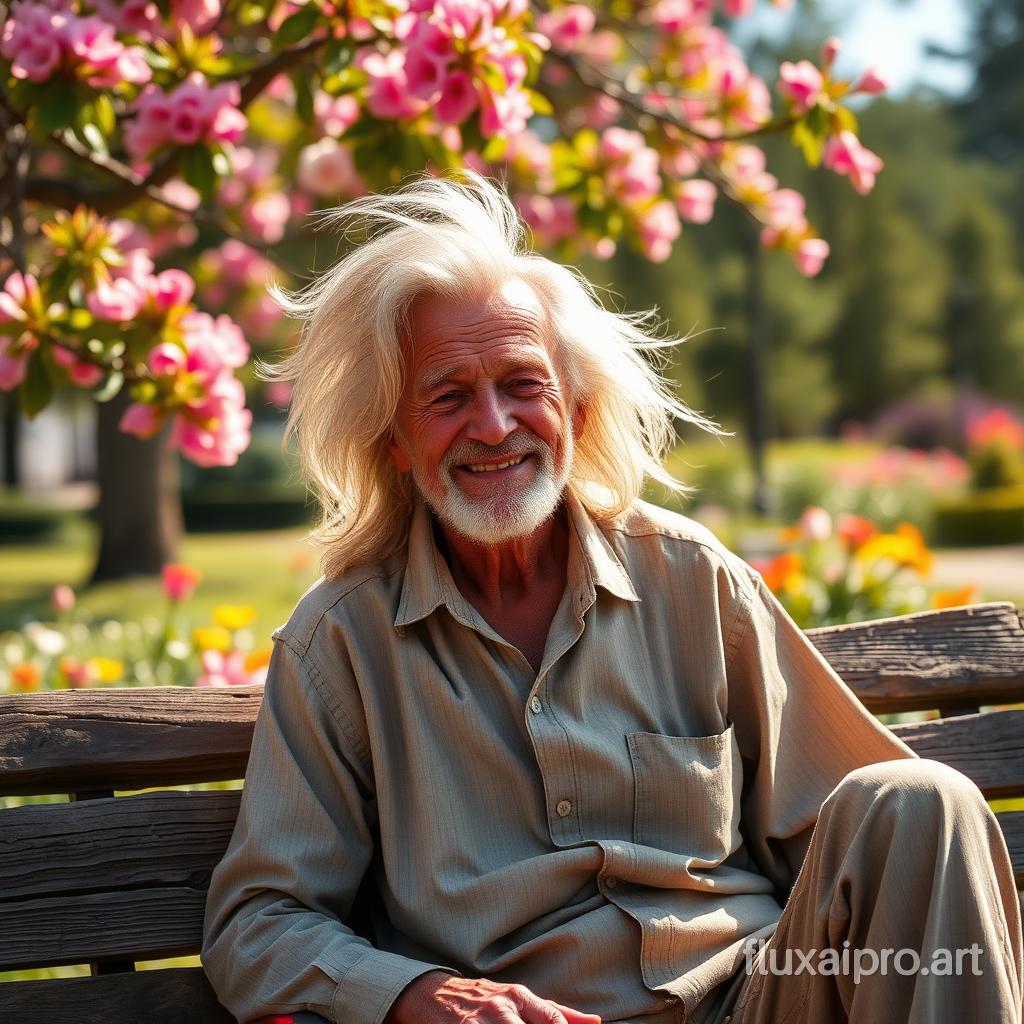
[2,602,1024,1022]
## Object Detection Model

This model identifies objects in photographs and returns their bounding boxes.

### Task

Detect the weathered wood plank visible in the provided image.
[0,886,209,970]
[0,605,1020,795]
[1,966,234,1023]
[0,685,261,796]
[891,710,1024,798]
[808,603,1024,713]
[997,811,1024,884]
[0,790,240,901]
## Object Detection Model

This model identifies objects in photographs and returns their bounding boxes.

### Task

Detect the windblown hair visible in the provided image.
[264,173,720,580]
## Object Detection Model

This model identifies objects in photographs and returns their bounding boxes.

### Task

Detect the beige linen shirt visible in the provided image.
[201,496,916,1024]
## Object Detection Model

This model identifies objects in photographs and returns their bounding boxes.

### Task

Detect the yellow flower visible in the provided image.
[192,626,233,652]
[213,605,257,631]
[932,585,978,610]
[855,523,932,576]
[244,646,273,673]
[86,657,124,683]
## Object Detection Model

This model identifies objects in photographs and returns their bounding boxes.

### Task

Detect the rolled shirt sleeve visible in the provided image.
[201,636,459,1024]
[726,571,919,898]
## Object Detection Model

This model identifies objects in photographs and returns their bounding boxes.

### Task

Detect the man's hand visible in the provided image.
[385,970,603,1024]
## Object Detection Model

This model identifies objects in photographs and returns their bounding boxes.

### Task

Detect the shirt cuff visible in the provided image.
[331,948,462,1024]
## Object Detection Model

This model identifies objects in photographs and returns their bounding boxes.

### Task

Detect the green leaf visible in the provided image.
[323,38,354,77]
[31,83,78,137]
[20,350,54,419]
[181,144,218,199]
[291,67,315,125]
[274,4,320,47]
[211,148,230,176]
[67,308,95,331]
[790,120,825,167]
[481,135,509,163]
[526,89,553,116]
[94,370,124,402]
[81,122,109,156]
[834,105,859,136]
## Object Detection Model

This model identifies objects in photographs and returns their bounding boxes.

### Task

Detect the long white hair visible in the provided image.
[264,173,718,580]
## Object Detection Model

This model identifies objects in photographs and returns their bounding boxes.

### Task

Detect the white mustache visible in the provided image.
[442,434,544,470]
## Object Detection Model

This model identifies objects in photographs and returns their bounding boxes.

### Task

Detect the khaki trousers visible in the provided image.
[693,759,1024,1024]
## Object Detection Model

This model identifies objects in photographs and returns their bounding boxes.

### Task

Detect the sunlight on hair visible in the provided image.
[260,172,722,580]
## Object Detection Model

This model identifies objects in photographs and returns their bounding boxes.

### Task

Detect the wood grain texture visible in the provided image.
[0,684,261,796]
[0,790,240,901]
[998,811,1024,882]
[892,710,1024,797]
[0,885,210,970]
[1,967,234,1023]
[808,603,1024,713]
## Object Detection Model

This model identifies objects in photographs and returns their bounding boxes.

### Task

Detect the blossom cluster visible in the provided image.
[125,72,248,161]
[358,0,539,138]
[1,0,150,86]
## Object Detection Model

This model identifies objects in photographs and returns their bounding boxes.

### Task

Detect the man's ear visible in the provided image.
[388,436,412,472]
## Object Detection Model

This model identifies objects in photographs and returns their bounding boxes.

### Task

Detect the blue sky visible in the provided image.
[743,0,975,96]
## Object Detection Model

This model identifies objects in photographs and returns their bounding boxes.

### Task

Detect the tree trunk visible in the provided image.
[745,227,771,516]
[90,390,182,582]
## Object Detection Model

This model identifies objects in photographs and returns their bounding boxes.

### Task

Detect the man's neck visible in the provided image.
[438,504,570,612]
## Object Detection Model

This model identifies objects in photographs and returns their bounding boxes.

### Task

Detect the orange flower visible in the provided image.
[932,585,978,610]
[244,647,273,673]
[758,552,805,594]
[12,663,41,691]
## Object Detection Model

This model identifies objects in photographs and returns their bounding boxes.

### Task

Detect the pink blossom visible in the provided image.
[821,36,841,70]
[265,379,293,408]
[581,93,621,131]
[151,269,195,310]
[516,193,577,247]
[601,127,644,160]
[148,342,187,375]
[244,192,291,244]
[798,505,832,541]
[636,200,681,263]
[723,0,755,14]
[794,237,829,276]
[172,0,220,32]
[823,131,883,195]
[0,271,40,325]
[676,179,716,223]
[119,401,163,439]
[211,239,272,287]
[477,84,532,138]
[314,92,360,137]
[764,187,806,230]
[239,293,283,338]
[648,0,714,34]
[181,310,250,374]
[436,71,478,125]
[778,60,824,113]
[537,5,596,53]
[171,375,252,467]
[361,49,426,120]
[0,346,29,390]
[297,138,364,198]
[854,67,887,95]
[52,346,103,387]
[51,584,76,612]
[87,276,145,322]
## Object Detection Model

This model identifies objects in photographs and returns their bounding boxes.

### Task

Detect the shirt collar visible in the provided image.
[394,491,639,632]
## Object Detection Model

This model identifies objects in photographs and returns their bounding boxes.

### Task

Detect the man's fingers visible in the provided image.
[548,1001,602,1024]
[505,985,569,1024]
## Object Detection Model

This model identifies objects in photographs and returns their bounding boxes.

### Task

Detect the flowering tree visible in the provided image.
[0,0,887,577]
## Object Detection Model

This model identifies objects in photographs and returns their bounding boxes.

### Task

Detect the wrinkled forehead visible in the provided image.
[401,277,555,366]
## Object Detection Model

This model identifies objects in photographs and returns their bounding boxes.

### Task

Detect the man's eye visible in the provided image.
[431,391,461,405]
[510,379,543,390]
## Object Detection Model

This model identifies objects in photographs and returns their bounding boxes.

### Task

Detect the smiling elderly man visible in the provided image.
[201,176,1023,1024]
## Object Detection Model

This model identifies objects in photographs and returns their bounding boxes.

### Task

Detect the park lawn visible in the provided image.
[0,519,320,638]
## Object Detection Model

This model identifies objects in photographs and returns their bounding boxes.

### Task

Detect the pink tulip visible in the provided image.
[778,60,824,113]
[195,649,250,687]
[676,179,716,223]
[51,584,76,613]
[823,130,884,195]
[162,563,202,602]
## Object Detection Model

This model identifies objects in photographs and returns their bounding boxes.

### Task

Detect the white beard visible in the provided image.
[411,430,573,545]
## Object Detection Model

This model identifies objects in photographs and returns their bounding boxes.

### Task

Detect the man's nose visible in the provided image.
[465,387,516,446]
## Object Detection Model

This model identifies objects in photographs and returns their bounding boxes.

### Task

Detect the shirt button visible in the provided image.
[604,875,618,889]
[529,696,542,714]
[556,799,573,817]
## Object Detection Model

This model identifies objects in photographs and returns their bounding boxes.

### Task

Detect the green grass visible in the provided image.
[0,518,321,638]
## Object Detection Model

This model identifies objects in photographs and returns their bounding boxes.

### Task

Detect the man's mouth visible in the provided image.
[460,454,531,474]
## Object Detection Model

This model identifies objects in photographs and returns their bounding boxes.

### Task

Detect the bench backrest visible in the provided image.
[2,602,1023,1022]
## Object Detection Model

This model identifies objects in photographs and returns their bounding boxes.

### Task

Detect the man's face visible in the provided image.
[389,278,578,545]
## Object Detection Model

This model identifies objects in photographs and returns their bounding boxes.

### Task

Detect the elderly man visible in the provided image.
[201,176,1023,1024]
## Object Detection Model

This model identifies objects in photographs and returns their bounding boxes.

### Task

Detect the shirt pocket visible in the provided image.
[627,723,742,866]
